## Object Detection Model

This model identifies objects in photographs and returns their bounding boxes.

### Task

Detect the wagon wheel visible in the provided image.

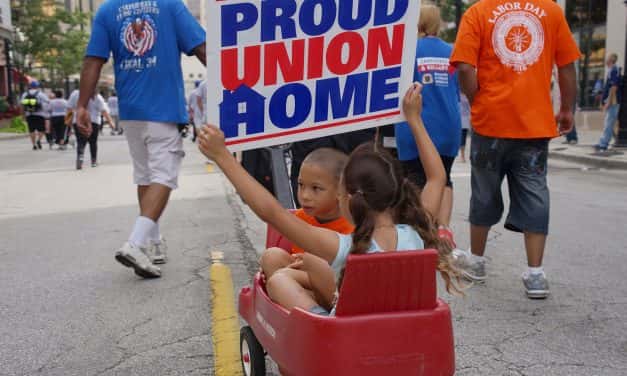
[240,326,266,376]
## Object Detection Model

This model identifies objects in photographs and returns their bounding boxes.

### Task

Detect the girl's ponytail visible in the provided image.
[395,179,465,296]
[349,191,377,255]
[338,191,376,288]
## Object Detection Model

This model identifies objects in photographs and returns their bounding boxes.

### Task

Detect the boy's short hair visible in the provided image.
[302,147,348,182]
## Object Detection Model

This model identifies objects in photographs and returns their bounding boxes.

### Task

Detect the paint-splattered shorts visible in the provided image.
[469,132,550,235]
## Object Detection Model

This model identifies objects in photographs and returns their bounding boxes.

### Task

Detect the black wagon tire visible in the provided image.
[240,326,266,376]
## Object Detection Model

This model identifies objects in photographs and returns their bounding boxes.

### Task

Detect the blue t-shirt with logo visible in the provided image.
[603,65,622,104]
[395,37,461,160]
[86,0,205,123]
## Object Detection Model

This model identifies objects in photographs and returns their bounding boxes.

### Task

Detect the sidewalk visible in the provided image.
[549,129,627,170]
[0,132,28,141]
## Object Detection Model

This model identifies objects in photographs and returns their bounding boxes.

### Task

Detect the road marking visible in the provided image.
[210,251,243,376]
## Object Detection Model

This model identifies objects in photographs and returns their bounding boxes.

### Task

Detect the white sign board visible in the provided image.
[206,0,420,151]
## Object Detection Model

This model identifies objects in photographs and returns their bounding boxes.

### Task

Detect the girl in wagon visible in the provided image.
[198,83,462,314]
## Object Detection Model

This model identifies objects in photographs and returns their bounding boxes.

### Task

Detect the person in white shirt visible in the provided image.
[20,81,50,150]
[195,80,207,126]
[187,81,202,142]
[107,92,120,135]
[49,90,69,149]
[67,89,115,169]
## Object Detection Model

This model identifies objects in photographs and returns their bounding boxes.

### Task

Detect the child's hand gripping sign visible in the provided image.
[206,0,421,151]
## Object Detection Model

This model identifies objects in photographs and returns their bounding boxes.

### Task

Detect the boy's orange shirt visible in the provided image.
[291,208,354,254]
[450,0,581,139]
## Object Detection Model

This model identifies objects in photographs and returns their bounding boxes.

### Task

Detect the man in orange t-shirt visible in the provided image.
[450,0,580,299]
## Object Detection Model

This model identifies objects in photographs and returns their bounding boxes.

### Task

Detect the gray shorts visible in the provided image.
[469,133,550,234]
[122,121,185,190]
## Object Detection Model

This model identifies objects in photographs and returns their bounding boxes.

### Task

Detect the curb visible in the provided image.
[549,149,627,170]
[0,133,28,141]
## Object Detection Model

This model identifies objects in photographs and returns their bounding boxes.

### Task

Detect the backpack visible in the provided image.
[22,91,42,112]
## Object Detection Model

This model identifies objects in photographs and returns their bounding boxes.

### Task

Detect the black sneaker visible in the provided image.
[33,145,37,151]
[76,160,83,170]
[36,141,42,149]
[91,161,98,168]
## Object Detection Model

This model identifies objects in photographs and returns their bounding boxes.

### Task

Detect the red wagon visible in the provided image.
[238,227,455,375]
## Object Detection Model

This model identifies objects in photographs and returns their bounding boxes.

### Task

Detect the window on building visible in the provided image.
[566,0,608,109]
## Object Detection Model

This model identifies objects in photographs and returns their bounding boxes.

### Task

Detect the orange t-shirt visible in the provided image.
[450,0,581,139]
[291,209,354,254]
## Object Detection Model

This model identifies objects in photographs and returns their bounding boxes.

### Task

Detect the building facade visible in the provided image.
[559,0,626,109]
[0,0,12,100]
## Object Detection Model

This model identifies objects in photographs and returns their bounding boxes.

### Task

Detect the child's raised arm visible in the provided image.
[198,126,340,262]
[402,83,446,218]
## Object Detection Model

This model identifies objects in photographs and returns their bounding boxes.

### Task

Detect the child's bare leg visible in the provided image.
[259,247,293,278]
[266,272,318,311]
[302,254,336,310]
[274,267,312,290]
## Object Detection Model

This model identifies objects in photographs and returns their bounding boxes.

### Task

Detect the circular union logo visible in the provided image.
[492,11,544,73]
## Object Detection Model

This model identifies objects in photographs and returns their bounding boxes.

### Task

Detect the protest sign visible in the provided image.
[206,0,420,151]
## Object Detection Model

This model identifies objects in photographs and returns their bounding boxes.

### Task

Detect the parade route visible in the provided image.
[1,134,627,375]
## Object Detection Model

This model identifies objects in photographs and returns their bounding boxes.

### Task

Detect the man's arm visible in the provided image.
[556,63,577,134]
[193,42,206,66]
[78,57,105,108]
[102,110,116,129]
[76,57,105,132]
[456,63,478,104]
[557,63,577,112]
[196,94,204,115]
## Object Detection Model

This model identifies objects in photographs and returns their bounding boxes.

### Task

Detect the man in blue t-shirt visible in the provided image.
[595,53,622,151]
[394,4,461,244]
[76,0,206,278]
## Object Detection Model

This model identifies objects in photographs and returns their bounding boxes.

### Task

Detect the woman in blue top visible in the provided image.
[395,4,462,247]
[199,84,462,315]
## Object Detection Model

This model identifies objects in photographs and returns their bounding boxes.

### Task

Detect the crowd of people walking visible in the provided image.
[20,82,121,169]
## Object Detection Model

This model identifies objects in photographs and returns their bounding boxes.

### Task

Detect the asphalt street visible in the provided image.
[0,133,626,375]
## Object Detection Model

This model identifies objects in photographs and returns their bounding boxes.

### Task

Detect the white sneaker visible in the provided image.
[522,271,550,299]
[115,242,162,278]
[148,236,168,265]
[453,248,487,282]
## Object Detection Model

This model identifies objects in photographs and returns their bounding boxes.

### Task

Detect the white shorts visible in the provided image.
[122,121,185,190]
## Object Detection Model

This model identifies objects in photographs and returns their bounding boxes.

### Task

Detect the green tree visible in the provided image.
[11,0,89,89]
[431,0,471,43]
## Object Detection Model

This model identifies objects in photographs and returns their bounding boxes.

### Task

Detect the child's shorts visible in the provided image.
[309,305,331,316]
